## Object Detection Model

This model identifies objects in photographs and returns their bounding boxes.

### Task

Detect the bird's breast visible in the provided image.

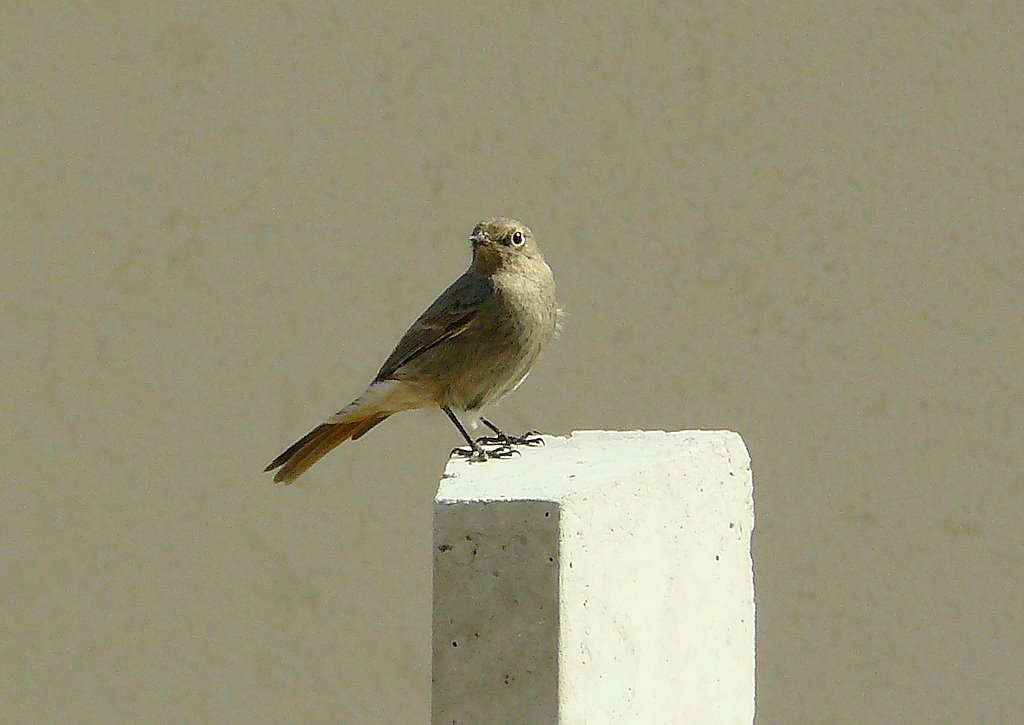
[444,263,557,410]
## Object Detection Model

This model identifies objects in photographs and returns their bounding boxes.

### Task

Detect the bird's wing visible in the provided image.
[374,272,494,381]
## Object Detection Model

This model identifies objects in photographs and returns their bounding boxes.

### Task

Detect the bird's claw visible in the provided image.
[450,442,522,462]
[474,430,545,448]
[486,444,520,459]
[513,430,545,447]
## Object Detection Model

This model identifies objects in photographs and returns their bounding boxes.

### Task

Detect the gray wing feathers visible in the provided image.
[374,273,493,381]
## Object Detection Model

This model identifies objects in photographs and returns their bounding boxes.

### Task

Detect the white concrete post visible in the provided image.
[432,430,755,725]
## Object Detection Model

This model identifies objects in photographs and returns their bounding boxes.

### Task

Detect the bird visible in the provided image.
[265,217,560,484]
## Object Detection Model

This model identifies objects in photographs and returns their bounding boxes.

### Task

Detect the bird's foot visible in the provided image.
[475,430,544,448]
[450,445,482,461]
[510,430,545,447]
[450,443,521,462]
[485,443,520,459]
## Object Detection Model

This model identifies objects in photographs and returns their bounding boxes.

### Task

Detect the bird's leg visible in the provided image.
[477,417,545,448]
[444,407,519,461]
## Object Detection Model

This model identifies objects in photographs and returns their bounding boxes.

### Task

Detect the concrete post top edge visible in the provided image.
[435,429,750,504]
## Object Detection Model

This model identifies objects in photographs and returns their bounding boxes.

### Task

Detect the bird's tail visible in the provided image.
[265,379,430,484]
[264,411,389,484]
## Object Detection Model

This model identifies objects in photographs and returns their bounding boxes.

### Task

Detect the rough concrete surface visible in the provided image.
[433,431,754,724]
[2,4,1022,724]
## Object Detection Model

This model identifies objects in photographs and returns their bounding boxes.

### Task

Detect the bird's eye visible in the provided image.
[511,231,524,246]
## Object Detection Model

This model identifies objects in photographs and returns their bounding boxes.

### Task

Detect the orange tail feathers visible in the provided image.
[265,413,388,484]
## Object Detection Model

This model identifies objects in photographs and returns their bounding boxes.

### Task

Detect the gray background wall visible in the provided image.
[3,3,1021,723]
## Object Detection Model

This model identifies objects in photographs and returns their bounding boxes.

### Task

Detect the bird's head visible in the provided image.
[469,217,543,274]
